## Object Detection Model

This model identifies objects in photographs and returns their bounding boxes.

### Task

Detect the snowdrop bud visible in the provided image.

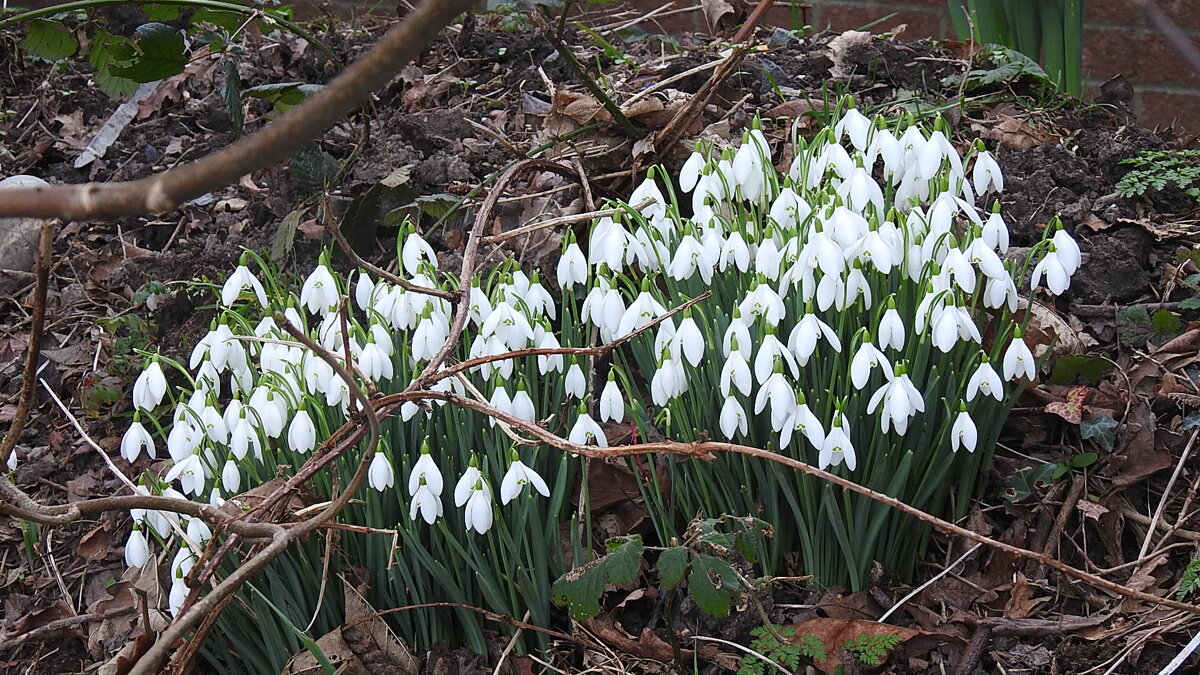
[950,403,978,453]
[368,453,395,492]
[557,240,588,288]
[221,459,241,494]
[288,410,316,454]
[464,481,494,535]
[719,396,748,439]
[971,147,1004,196]
[133,360,168,411]
[125,527,150,568]
[836,106,872,151]
[877,301,906,351]
[599,372,625,423]
[680,147,706,193]
[455,461,483,507]
[186,516,212,544]
[1051,226,1082,275]
[564,360,586,399]
[401,231,438,276]
[5,448,15,471]
[675,314,705,367]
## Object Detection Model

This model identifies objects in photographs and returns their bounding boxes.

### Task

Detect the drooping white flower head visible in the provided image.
[500,453,551,505]
[368,453,395,492]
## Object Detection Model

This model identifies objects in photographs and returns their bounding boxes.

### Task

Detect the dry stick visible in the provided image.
[878,543,982,624]
[0,219,55,469]
[1042,473,1086,560]
[650,43,752,160]
[0,0,478,220]
[329,215,455,302]
[546,22,641,140]
[0,606,137,653]
[1138,430,1199,561]
[383,390,1200,616]
[731,0,777,43]
[137,317,383,675]
[482,199,652,245]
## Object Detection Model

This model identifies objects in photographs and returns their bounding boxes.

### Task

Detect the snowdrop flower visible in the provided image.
[401,231,437,275]
[564,360,586,399]
[557,239,588,288]
[133,359,168,411]
[1003,330,1037,381]
[411,306,449,362]
[972,148,1004,195]
[983,274,1019,312]
[838,166,885,214]
[1052,227,1082,274]
[165,454,205,496]
[482,301,535,350]
[740,283,786,326]
[836,107,872,151]
[651,347,688,406]
[723,313,752,358]
[733,136,765,202]
[950,403,978,452]
[618,290,668,336]
[511,384,536,422]
[719,232,751,272]
[121,417,156,462]
[408,448,443,497]
[719,343,752,397]
[488,386,513,427]
[186,516,211,545]
[819,413,856,471]
[755,331,800,383]
[221,262,268,307]
[966,358,1004,402]
[569,405,607,447]
[780,396,824,451]
[788,313,842,366]
[299,263,339,315]
[124,527,150,568]
[534,325,564,374]
[754,367,796,432]
[680,147,706,193]
[629,176,667,222]
[166,420,201,463]
[867,366,926,435]
[5,449,14,471]
[769,187,812,230]
[675,315,705,367]
[409,480,442,524]
[981,206,1010,253]
[850,340,890,390]
[462,479,493,535]
[719,396,748,438]
[229,414,261,461]
[600,373,625,423]
[877,302,906,351]
[368,453,395,492]
[288,410,316,453]
[500,453,550,504]
[221,458,241,493]
[455,461,484,507]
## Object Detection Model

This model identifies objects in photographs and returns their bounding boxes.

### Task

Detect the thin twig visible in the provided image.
[1139,430,1200,561]
[878,543,982,623]
[0,219,54,469]
[482,199,652,245]
[0,606,137,652]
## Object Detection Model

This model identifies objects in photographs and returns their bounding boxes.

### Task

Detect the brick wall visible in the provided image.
[628,0,1200,132]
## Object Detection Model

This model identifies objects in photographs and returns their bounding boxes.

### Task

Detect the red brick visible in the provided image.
[1087,0,1143,26]
[1082,26,1200,88]
[813,6,947,39]
[1156,0,1200,32]
[1139,89,1200,132]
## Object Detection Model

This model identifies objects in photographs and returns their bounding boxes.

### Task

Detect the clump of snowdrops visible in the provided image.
[113,102,1080,659]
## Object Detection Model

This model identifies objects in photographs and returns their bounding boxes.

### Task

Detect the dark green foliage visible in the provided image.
[737,625,825,675]
[842,632,903,666]
[1117,149,1200,204]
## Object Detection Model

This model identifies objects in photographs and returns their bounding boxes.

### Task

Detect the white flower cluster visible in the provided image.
[117,106,1082,604]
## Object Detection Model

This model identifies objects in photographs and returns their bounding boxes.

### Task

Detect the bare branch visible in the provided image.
[0,0,477,220]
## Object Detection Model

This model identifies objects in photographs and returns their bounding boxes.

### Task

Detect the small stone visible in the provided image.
[0,175,49,273]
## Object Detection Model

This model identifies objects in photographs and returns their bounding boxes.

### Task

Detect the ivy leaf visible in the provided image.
[1002,463,1057,502]
[686,554,740,617]
[1181,297,1200,311]
[109,23,187,83]
[656,547,688,590]
[21,19,77,60]
[1117,306,1185,345]
[1046,355,1112,385]
[1080,415,1118,451]
[552,535,643,621]
[1183,413,1200,431]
